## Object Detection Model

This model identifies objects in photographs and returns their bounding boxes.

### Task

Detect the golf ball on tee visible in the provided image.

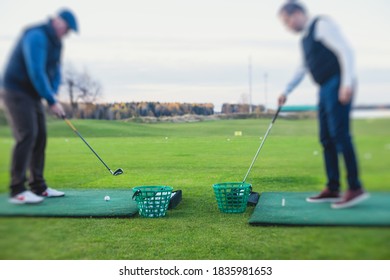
[104,195,110,201]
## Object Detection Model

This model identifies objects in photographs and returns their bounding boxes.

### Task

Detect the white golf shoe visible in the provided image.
[9,190,44,204]
[39,188,65,197]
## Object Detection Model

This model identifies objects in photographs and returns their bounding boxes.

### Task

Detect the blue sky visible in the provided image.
[1,0,389,111]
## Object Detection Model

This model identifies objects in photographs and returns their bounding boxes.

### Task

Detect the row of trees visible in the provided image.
[63,102,215,120]
[60,66,216,119]
[62,101,271,120]
[58,65,269,119]
[221,103,266,114]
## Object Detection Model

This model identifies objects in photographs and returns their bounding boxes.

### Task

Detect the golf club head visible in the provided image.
[112,168,124,176]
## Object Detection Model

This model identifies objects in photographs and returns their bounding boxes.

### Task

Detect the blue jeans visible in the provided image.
[318,75,362,191]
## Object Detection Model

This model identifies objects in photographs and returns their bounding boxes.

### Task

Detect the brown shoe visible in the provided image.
[306,188,341,203]
[331,189,369,209]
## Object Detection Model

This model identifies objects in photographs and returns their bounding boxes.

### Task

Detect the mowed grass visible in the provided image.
[0,117,389,260]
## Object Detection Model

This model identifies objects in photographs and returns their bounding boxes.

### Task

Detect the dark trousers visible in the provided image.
[318,76,362,191]
[4,91,48,196]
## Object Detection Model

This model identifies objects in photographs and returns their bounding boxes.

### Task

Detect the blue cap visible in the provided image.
[58,9,78,32]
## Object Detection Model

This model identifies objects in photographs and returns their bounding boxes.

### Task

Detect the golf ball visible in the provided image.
[364,153,372,160]
[104,195,110,201]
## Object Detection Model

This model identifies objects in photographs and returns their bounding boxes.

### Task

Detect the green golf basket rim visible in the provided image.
[132,186,173,218]
[213,182,252,213]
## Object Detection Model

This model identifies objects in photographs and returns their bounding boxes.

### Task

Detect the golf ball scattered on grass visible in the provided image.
[104,195,110,201]
[364,153,372,160]
[313,150,319,156]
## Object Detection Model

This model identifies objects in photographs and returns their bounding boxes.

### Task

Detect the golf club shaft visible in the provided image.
[242,106,281,183]
[63,118,113,174]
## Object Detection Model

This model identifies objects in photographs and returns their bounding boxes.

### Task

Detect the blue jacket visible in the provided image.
[3,19,62,105]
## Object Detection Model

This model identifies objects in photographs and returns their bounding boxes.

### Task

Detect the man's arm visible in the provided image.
[283,64,306,96]
[316,17,355,104]
[22,30,57,105]
[22,30,65,116]
[278,60,307,106]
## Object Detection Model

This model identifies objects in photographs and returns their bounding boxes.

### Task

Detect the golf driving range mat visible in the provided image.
[0,189,138,218]
[249,192,390,227]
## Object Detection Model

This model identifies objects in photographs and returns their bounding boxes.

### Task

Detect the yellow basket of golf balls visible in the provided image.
[132,186,173,218]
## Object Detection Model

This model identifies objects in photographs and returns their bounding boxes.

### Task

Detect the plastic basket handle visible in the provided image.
[132,189,142,200]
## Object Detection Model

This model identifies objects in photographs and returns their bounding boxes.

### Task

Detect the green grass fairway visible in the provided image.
[1,117,389,259]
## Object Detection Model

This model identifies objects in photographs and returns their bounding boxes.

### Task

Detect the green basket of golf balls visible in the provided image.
[132,186,173,218]
[213,182,251,213]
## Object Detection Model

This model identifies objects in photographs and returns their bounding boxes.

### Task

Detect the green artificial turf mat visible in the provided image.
[0,189,138,217]
[249,192,390,226]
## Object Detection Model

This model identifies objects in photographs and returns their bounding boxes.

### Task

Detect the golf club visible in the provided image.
[63,116,123,176]
[243,106,282,183]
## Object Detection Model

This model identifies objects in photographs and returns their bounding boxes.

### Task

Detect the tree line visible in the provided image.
[221,103,266,114]
[60,102,271,120]
[58,65,268,120]
[62,101,215,120]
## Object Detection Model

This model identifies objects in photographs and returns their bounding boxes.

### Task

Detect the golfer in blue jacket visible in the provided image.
[3,9,78,204]
[277,1,368,209]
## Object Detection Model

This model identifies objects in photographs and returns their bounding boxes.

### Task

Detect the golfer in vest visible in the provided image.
[277,1,369,209]
[3,9,78,204]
